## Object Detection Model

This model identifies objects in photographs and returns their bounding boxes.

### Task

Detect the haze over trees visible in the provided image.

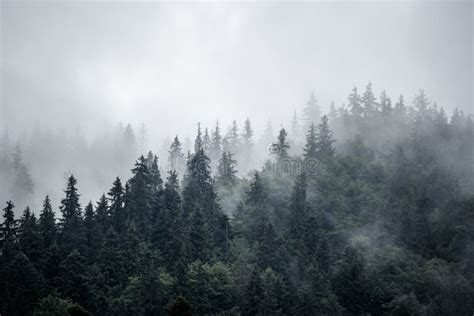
[1,85,474,315]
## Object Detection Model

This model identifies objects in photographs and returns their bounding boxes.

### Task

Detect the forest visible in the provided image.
[1,84,474,315]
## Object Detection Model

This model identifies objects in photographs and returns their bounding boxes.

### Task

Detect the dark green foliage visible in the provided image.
[217,151,238,187]
[1,86,474,315]
[39,196,56,249]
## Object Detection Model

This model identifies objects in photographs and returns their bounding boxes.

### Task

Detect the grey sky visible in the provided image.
[1,1,472,140]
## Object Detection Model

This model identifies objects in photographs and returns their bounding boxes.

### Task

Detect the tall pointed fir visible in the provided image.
[203,128,211,154]
[315,115,335,161]
[59,175,86,254]
[18,206,41,264]
[231,120,241,153]
[362,82,377,120]
[182,148,230,261]
[303,92,320,129]
[303,123,317,161]
[10,143,34,206]
[169,135,185,174]
[39,195,56,250]
[272,128,290,161]
[242,117,254,166]
[194,123,203,154]
[348,87,363,118]
[108,177,126,233]
[1,201,17,247]
[126,155,154,237]
[217,152,238,187]
[210,121,223,164]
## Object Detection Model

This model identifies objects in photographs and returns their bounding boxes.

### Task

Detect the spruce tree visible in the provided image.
[203,127,211,154]
[1,201,17,246]
[303,92,320,129]
[108,177,126,233]
[169,135,185,173]
[242,118,254,165]
[303,123,317,161]
[348,87,363,118]
[271,128,290,161]
[18,206,41,264]
[362,82,377,119]
[59,175,85,254]
[194,123,203,153]
[315,115,335,161]
[217,152,238,187]
[229,120,241,154]
[39,195,56,250]
[210,121,223,163]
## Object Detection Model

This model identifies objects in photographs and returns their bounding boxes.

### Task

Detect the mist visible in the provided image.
[0,2,473,315]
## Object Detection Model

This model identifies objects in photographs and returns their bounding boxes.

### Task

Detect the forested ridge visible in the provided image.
[1,84,474,315]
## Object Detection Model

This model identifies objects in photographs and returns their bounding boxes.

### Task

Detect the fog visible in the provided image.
[0,1,473,211]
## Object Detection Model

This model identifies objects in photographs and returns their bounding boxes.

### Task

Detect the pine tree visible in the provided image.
[182,149,230,260]
[362,82,377,119]
[59,175,85,254]
[242,118,254,165]
[303,123,317,161]
[303,92,320,129]
[10,143,34,204]
[287,173,308,249]
[210,121,223,164]
[315,115,335,161]
[379,90,392,121]
[18,206,41,263]
[194,123,203,154]
[348,87,363,118]
[246,172,267,206]
[169,135,185,173]
[272,128,290,160]
[203,128,211,154]
[108,177,126,233]
[127,156,153,236]
[1,201,17,246]
[413,89,430,113]
[152,171,184,271]
[83,201,97,259]
[229,120,241,154]
[39,195,56,250]
[217,152,238,187]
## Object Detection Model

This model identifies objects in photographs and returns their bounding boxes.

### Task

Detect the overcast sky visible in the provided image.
[1,1,472,140]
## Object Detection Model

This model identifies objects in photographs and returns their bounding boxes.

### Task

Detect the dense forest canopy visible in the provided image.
[1,85,473,315]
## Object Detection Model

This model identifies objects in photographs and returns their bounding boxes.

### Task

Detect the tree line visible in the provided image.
[1,84,474,315]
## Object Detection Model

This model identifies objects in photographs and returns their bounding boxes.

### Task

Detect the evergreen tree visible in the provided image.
[272,128,290,160]
[203,127,211,154]
[1,201,17,247]
[242,117,254,165]
[348,87,363,117]
[126,156,154,236]
[303,123,317,161]
[303,92,320,128]
[413,89,430,113]
[10,143,34,204]
[18,206,41,263]
[315,115,335,161]
[217,152,238,187]
[210,121,223,163]
[59,175,85,254]
[194,123,203,153]
[169,135,185,173]
[39,195,56,250]
[362,82,377,120]
[108,177,126,233]
[228,120,241,154]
